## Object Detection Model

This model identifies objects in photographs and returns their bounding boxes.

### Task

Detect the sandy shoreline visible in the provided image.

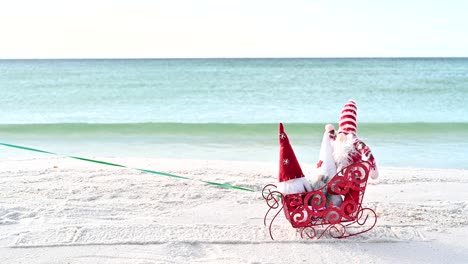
[1,157,467,263]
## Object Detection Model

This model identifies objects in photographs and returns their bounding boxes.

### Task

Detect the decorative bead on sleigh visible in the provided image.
[262,161,377,240]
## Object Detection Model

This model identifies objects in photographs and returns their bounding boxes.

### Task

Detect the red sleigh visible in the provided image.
[262,161,377,240]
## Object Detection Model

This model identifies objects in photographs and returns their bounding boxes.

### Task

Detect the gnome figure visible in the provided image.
[312,124,343,208]
[334,100,379,215]
[277,123,313,195]
[313,100,379,209]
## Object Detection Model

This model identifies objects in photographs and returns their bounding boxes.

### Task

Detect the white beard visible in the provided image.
[332,134,357,170]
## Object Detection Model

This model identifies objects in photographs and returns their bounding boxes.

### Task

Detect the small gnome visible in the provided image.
[331,100,379,214]
[312,124,343,208]
[277,123,313,195]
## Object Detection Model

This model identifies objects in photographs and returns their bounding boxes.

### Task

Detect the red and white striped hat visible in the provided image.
[338,100,358,134]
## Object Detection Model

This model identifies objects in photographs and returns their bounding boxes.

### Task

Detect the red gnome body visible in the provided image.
[277,123,313,195]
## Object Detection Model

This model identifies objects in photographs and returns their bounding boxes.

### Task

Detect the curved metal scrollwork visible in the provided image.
[344,162,369,189]
[328,223,347,238]
[262,161,377,240]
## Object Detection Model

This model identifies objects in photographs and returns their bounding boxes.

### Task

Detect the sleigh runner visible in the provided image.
[263,161,377,239]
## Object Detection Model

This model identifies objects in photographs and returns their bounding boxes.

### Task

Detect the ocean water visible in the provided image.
[1,58,467,169]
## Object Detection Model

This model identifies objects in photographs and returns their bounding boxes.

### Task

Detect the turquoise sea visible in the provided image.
[1,58,467,169]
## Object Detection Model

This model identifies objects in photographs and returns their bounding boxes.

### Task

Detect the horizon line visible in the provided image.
[1,56,468,60]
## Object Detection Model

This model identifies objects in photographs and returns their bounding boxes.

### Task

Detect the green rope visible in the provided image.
[0,142,255,193]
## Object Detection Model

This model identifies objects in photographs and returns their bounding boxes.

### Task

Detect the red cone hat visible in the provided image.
[278,123,305,182]
[338,99,358,135]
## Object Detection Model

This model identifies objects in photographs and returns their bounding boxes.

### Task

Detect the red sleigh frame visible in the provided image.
[262,161,377,240]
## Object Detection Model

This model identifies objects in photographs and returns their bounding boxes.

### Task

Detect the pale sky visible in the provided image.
[1,0,467,58]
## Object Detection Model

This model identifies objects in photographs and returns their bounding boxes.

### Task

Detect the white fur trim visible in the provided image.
[278,177,312,195]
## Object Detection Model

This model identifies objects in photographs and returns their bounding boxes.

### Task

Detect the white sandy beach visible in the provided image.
[1,157,467,263]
